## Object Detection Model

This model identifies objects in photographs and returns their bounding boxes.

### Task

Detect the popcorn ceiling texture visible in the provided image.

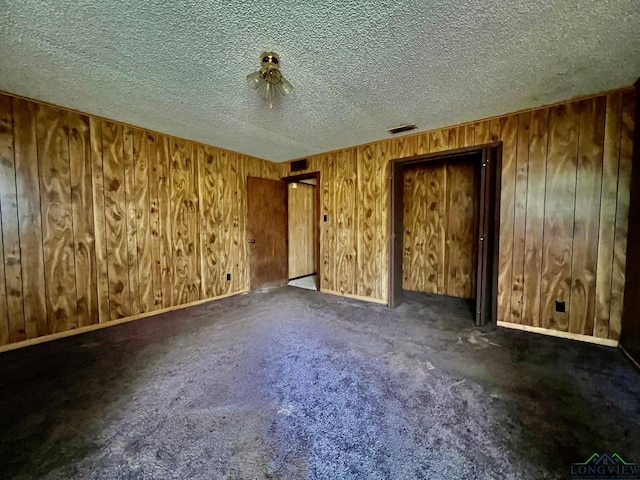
[1,0,639,162]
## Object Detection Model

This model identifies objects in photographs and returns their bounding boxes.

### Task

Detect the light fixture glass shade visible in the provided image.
[246,70,263,90]
[277,76,293,96]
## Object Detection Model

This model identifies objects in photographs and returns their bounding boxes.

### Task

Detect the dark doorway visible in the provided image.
[389,145,501,326]
[247,176,288,290]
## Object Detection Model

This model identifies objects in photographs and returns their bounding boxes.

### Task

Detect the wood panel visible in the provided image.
[102,121,131,319]
[89,117,110,322]
[132,128,154,313]
[37,106,78,333]
[0,96,25,342]
[68,112,98,328]
[510,113,530,324]
[147,132,164,309]
[356,144,380,298]
[170,138,200,304]
[288,183,317,279]
[594,93,622,338]
[568,98,606,334]
[321,153,336,291]
[609,90,635,341]
[12,98,47,338]
[157,136,173,307]
[334,149,358,295]
[540,103,580,331]
[123,126,141,315]
[497,114,517,323]
[522,108,548,327]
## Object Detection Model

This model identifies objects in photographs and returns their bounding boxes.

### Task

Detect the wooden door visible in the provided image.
[247,176,288,289]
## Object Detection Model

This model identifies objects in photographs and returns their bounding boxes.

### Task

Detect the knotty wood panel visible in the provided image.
[403,158,479,299]
[288,183,317,279]
[569,98,605,335]
[12,98,47,338]
[540,104,580,331]
[321,153,335,291]
[0,96,25,342]
[123,127,141,315]
[219,150,235,296]
[68,112,99,328]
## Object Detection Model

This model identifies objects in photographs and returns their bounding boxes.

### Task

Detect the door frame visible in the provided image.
[281,172,321,287]
[388,143,502,326]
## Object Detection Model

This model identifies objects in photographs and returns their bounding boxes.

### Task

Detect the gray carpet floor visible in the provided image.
[0,287,638,479]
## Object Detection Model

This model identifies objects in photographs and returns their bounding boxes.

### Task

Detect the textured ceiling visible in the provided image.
[1,1,639,162]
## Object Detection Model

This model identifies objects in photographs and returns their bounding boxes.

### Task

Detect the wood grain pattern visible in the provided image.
[170,138,200,304]
[122,126,140,315]
[594,93,622,338]
[288,183,317,278]
[102,121,131,319]
[497,115,517,323]
[0,88,635,349]
[335,149,358,295]
[403,158,479,298]
[569,98,605,335]
[356,144,379,297]
[157,136,173,307]
[37,105,77,333]
[68,112,98,327]
[0,96,25,342]
[12,98,47,337]
[445,159,478,298]
[541,103,580,331]
[147,132,164,309]
[320,153,335,291]
[609,90,635,341]
[510,113,530,324]
[522,108,548,327]
[132,128,154,313]
[89,116,110,322]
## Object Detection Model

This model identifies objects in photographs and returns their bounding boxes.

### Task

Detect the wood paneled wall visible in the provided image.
[288,183,317,279]
[402,158,480,299]
[0,93,287,347]
[287,88,636,342]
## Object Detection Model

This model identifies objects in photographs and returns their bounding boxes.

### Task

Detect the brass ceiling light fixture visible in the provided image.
[246,52,293,110]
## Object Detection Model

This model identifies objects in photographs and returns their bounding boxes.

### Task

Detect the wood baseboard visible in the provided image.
[320,289,387,305]
[0,290,247,354]
[497,321,618,347]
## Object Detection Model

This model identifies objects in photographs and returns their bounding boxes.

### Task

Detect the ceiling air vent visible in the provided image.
[290,159,308,172]
[388,123,417,134]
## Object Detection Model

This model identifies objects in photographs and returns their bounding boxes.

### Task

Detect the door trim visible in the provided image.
[388,144,502,325]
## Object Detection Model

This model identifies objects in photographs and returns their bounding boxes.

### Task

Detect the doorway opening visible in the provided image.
[282,172,321,291]
[389,145,501,326]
